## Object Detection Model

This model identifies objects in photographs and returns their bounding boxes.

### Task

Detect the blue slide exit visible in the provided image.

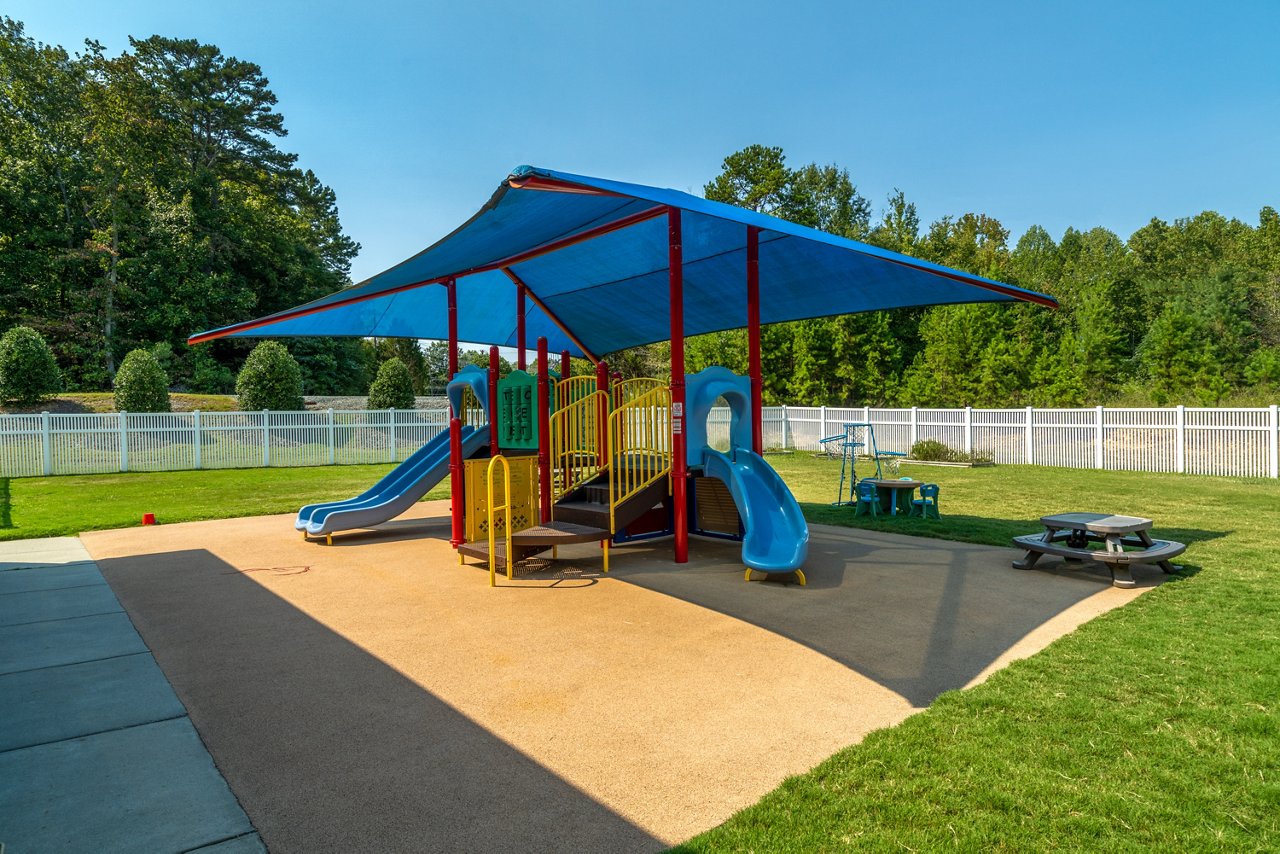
[702,447,809,573]
[296,424,489,537]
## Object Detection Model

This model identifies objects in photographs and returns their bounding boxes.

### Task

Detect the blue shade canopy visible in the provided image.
[189,166,1056,360]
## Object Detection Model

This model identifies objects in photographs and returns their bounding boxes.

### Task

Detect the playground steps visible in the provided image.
[553,474,669,532]
[457,521,609,567]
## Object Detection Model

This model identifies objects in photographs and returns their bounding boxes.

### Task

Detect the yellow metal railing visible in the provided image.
[486,455,513,586]
[611,377,666,409]
[554,375,598,411]
[549,389,607,503]
[608,386,672,534]
[457,383,486,428]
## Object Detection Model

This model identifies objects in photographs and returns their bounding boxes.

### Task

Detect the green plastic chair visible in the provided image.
[910,483,941,519]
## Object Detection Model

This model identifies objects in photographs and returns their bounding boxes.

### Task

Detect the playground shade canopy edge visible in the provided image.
[189,165,1057,359]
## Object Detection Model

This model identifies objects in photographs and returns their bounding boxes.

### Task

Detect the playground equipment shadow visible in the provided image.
[77,503,1165,850]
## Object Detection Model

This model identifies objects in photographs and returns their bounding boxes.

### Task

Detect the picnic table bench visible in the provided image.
[1012,512,1186,588]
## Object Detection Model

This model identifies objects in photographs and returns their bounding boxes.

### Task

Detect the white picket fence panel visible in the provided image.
[1,404,1277,479]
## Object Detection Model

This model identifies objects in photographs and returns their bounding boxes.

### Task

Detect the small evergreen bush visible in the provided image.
[113,349,171,412]
[0,325,62,404]
[367,358,415,410]
[235,341,303,411]
[909,438,993,464]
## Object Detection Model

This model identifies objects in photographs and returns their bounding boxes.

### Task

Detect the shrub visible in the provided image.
[0,325,62,404]
[235,341,303,411]
[908,439,993,464]
[367,357,415,410]
[113,349,171,412]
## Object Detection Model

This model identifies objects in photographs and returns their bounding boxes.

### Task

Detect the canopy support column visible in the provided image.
[669,208,688,563]
[516,282,527,370]
[536,337,552,523]
[561,350,571,380]
[488,345,500,457]
[446,277,459,379]
[747,226,763,455]
[447,276,462,548]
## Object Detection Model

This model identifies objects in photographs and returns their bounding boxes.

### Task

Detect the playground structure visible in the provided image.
[191,165,1056,585]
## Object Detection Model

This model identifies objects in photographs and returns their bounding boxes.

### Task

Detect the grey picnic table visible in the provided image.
[1012,512,1186,588]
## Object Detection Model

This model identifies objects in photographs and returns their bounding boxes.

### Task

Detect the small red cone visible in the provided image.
[142,513,157,526]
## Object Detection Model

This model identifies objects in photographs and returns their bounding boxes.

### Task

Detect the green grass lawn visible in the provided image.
[0,464,451,540]
[678,455,1280,851]
[2,457,1277,848]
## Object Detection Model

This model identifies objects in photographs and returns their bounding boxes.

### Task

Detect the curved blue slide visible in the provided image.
[702,447,809,574]
[295,424,489,538]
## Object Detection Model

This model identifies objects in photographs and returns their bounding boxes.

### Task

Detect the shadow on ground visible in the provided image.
[607,516,1214,708]
[96,547,661,853]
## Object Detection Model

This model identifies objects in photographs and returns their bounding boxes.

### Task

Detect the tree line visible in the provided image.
[3,20,1277,408]
[666,145,1280,407]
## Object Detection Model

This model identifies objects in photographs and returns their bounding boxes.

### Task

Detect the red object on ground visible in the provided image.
[142,513,157,525]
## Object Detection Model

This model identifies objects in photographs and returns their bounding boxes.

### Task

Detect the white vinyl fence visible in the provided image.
[2,404,1278,479]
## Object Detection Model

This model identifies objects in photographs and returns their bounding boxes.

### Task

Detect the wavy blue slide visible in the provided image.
[296,424,489,538]
[702,447,809,574]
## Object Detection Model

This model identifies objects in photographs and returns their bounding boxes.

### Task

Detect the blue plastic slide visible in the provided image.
[702,447,809,573]
[296,424,489,538]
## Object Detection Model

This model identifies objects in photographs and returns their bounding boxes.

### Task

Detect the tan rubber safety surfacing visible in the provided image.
[82,502,1159,851]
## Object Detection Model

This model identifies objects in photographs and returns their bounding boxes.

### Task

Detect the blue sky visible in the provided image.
[10,0,1279,284]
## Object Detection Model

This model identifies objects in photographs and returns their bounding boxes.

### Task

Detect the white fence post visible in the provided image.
[119,412,129,473]
[863,405,870,425]
[964,406,973,455]
[781,406,790,450]
[1270,404,1278,479]
[388,408,396,462]
[1175,405,1186,474]
[1025,406,1034,464]
[819,405,827,440]
[262,410,270,467]
[327,409,336,465]
[193,411,202,470]
[41,409,52,478]
[1095,405,1105,469]
[910,406,918,448]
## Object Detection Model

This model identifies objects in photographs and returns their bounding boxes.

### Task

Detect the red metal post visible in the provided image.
[516,282,527,370]
[447,276,463,548]
[560,349,571,381]
[669,208,688,563]
[747,226,763,455]
[446,277,459,380]
[536,337,551,523]
[595,359,609,466]
[449,416,464,548]
[488,345,500,457]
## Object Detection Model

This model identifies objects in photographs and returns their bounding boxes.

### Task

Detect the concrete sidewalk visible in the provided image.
[0,537,263,854]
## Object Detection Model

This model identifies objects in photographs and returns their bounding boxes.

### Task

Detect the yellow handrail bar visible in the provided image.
[486,454,513,586]
[611,377,666,409]
[548,389,608,504]
[607,386,672,534]
[554,376,598,411]
[458,383,485,428]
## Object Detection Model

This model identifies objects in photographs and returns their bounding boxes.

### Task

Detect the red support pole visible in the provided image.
[560,349,571,381]
[747,226,763,456]
[488,345,500,457]
[668,208,688,563]
[595,359,609,467]
[446,277,459,380]
[536,337,552,523]
[516,282,527,370]
[447,276,464,548]
[449,416,464,548]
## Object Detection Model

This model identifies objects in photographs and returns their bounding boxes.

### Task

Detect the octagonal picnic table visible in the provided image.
[1012,512,1186,588]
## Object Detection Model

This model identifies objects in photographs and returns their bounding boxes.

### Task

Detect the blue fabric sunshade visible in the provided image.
[188,166,1056,360]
